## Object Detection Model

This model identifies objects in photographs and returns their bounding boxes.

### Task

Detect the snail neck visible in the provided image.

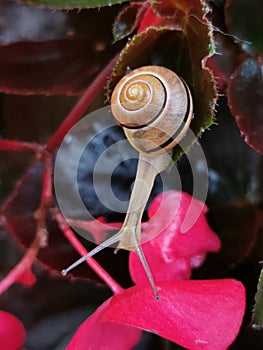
[117,151,172,250]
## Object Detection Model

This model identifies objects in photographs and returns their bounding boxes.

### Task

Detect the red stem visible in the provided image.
[41,156,53,205]
[0,139,42,153]
[0,55,122,295]
[47,54,119,152]
[33,155,54,248]
[0,234,40,295]
[54,210,123,295]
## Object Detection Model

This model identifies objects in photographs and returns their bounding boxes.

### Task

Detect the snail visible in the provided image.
[62,66,193,298]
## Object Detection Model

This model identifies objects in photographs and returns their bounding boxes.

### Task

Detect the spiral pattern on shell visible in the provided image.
[111,66,193,156]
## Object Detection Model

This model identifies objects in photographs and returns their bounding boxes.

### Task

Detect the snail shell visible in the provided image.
[111,65,193,156]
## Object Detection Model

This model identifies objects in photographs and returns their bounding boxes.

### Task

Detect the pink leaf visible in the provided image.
[0,311,26,350]
[129,191,221,284]
[103,279,245,350]
[16,268,36,287]
[66,298,141,350]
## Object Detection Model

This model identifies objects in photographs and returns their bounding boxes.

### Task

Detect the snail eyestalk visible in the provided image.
[61,231,122,276]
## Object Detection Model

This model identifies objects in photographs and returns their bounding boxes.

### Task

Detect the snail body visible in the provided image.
[62,66,193,298]
[111,66,193,155]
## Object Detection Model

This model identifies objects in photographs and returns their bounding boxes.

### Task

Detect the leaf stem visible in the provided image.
[47,53,119,152]
[54,210,123,295]
[41,156,53,206]
[0,229,40,296]
[0,139,43,153]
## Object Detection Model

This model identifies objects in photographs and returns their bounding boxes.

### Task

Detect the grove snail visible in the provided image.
[62,66,193,299]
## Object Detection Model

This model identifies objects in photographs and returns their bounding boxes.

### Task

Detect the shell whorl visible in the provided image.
[111,66,193,156]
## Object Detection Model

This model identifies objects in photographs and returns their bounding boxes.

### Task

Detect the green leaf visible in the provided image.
[20,0,129,9]
[252,266,263,329]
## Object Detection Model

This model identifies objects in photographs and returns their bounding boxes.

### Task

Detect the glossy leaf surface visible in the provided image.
[227,57,263,154]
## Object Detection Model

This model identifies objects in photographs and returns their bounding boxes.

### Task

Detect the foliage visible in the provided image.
[0,0,262,349]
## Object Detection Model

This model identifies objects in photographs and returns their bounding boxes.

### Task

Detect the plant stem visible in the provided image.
[0,231,40,295]
[0,139,43,153]
[54,210,123,295]
[41,156,53,206]
[33,155,54,248]
[47,54,119,152]
[67,217,122,245]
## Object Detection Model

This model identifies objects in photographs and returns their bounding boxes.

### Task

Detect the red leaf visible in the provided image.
[227,57,263,154]
[129,191,221,283]
[108,4,216,161]
[66,298,141,350]
[202,202,258,275]
[0,2,122,95]
[205,32,243,90]
[0,310,26,350]
[137,5,163,33]
[152,0,202,19]
[103,279,245,350]
[113,2,147,41]
[225,0,262,54]
[1,161,109,282]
